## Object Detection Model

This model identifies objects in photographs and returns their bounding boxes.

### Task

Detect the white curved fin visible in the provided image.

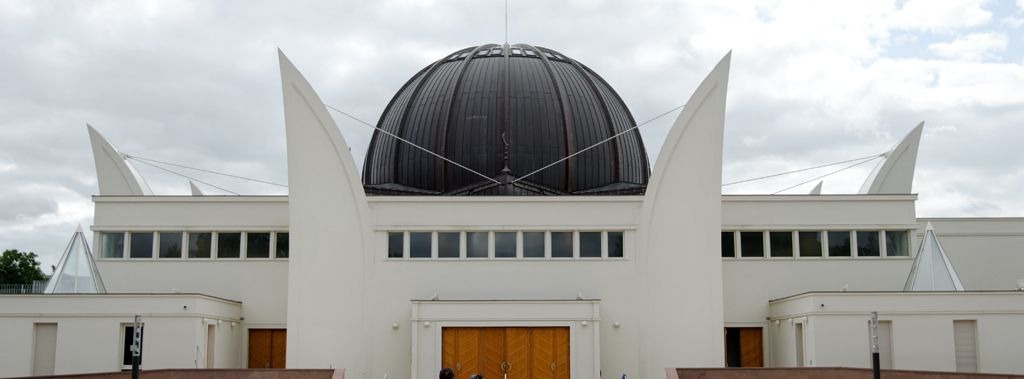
[87,125,152,195]
[808,181,823,195]
[188,180,205,196]
[279,49,370,372]
[859,122,924,194]
[639,52,731,373]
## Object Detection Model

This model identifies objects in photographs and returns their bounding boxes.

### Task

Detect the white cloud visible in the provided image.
[889,0,992,31]
[927,33,1008,61]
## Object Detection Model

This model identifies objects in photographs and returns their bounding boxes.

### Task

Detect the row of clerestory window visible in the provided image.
[386,231,624,260]
[96,231,289,260]
[721,230,911,258]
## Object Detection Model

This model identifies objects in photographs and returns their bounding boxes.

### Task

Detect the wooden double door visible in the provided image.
[442,327,569,379]
[724,327,763,368]
[248,329,287,368]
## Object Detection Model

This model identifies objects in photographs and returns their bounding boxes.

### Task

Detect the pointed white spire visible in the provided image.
[44,225,107,294]
[859,122,924,194]
[87,125,152,196]
[808,181,823,195]
[904,223,965,291]
[189,180,205,196]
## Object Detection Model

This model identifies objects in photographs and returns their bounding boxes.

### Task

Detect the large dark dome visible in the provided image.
[362,43,650,195]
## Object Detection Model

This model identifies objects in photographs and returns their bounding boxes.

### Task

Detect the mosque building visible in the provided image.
[1,44,1023,378]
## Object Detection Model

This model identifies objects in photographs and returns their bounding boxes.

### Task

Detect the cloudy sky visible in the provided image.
[2,0,1023,269]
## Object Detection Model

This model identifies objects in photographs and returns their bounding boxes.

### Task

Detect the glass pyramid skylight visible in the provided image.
[44,225,107,294]
[904,223,965,291]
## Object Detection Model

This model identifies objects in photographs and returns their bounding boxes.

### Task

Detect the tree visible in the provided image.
[0,249,46,284]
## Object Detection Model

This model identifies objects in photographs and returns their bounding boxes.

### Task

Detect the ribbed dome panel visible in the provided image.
[363,44,649,195]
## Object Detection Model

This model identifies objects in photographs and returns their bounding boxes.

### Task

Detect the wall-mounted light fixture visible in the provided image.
[392,323,400,330]
[613,322,621,328]
[423,321,431,328]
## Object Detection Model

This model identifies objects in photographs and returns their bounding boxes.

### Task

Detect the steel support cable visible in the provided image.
[323,103,501,185]
[124,154,287,188]
[510,103,687,185]
[770,154,884,194]
[722,153,886,187]
[127,157,241,195]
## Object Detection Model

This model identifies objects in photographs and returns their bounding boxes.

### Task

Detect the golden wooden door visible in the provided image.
[270,329,287,369]
[553,328,569,379]
[481,328,506,379]
[442,327,482,376]
[505,328,531,379]
[248,329,271,369]
[739,328,763,368]
[248,329,287,368]
[442,327,568,379]
[528,328,569,379]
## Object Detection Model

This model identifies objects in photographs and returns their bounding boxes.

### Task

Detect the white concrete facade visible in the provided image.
[768,292,1024,374]
[1,47,1024,379]
[0,294,241,377]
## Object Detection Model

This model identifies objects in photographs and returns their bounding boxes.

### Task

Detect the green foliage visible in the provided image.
[0,249,46,284]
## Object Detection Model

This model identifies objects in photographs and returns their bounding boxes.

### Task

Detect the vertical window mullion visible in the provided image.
[792,231,799,258]
[852,231,859,257]
[880,230,889,257]
[516,231,523,259]
[269,232,276,260]
[241,232,248,259]
[152,232,160,260]
[822,231,829,258]
[602,231,608,259]
[544,231,551,259]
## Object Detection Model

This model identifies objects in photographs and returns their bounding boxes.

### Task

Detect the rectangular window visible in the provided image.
[769,232,793,257]
[740,231,764,257]
[217,232,241,258]
[387,232,403,258]
[799,231,822,257]
[466,232,488,258]
[438,232,460,258]
[608,232,623,258]
[828,231,852,257]
[410,232,431,258]
[158,232,182,259]
[523,232,545,258]
[886,231,909,257]
[247,233,271,258]
[953,320,978,372]
[122,325,144,367]
[550,232,573,258]
[494,232,516,258]
[129,232,153,259]
[579,232,601,258]
[275,232,289,258]
[189,232,212,258]
[100,232,125,259]
[857,231,880,257]
[721,231,735,257]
